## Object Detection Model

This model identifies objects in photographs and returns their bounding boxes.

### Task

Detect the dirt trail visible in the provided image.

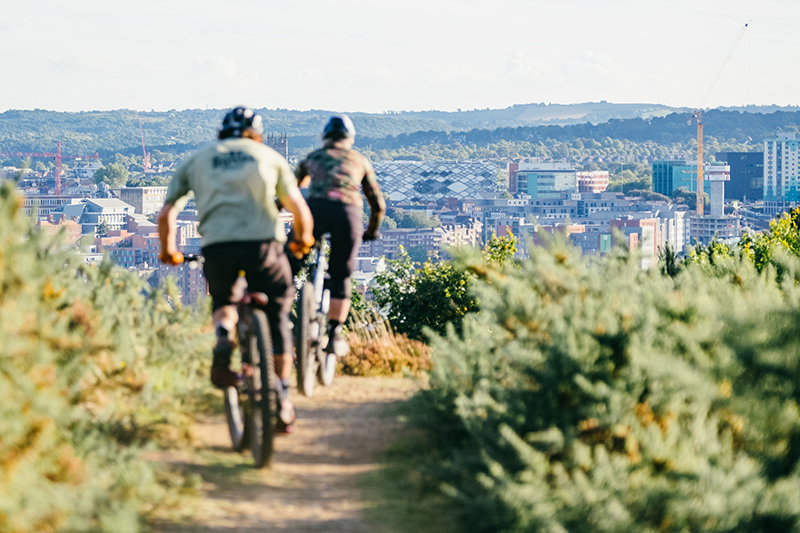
[153,376,419,533]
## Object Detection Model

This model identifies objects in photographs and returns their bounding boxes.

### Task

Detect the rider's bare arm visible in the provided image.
[157,203,183,265]
[282,187,315,251]
[361,161,386,240]
[294,160,311,188]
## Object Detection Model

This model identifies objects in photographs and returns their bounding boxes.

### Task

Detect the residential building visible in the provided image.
[36,218,82,245]
[74,161,102,181]
[532,223,586,248]
[763,132,800,215]
[357,224,481,260]
[576,171,609,193]
[154,262,208,306]
[20,195,82,218]
[653,204,690,254]
[611,218,659,269]
[571,231,613,256]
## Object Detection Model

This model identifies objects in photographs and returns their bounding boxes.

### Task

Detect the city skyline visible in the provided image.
[1,0,798,114]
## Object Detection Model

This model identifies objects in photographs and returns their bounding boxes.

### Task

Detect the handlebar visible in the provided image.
[288,239,314,259]
[182,254,204,270]
[160,251,204,268]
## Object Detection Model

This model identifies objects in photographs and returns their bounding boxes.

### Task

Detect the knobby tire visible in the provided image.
[224,385,250,452]
[246,308,277,469]
[296,284,317,397]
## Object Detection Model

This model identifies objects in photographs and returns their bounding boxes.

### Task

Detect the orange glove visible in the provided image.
[288,236,314,259]
[159,250,184,266]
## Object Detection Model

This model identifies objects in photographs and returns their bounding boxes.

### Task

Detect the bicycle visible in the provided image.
[184,254,279,469]
[294,235,338,397]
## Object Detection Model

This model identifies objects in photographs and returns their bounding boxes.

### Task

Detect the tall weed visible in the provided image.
[340,308,431,377]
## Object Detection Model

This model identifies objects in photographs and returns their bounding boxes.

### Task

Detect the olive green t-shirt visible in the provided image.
[165,138,296,246]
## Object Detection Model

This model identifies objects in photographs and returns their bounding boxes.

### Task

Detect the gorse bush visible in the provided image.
[0,182,211,532]
[407,234,800,532]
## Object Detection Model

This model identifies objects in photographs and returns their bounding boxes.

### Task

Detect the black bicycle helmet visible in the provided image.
[220,106,264,137]
[322,114,356,141]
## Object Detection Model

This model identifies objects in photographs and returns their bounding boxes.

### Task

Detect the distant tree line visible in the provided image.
[1,108,796,159]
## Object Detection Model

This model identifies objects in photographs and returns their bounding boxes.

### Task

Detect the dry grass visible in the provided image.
[340,309,431,377]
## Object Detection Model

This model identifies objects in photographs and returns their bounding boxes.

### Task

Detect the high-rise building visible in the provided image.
[715,152,763,202]
[763,132,800,215]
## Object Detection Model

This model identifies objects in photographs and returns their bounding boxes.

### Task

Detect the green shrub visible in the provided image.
[406,234,800,532]
[0,182,211,532]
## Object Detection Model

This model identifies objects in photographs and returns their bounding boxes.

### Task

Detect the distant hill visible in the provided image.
[389,101,687,129]
[0,103,798,160]
[357,109,800,151]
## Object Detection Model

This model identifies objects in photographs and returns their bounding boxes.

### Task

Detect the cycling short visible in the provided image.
[307,198,363,300]
[202,240,294,355]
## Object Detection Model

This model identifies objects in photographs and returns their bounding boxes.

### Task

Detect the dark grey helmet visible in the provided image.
[322,114,356,140]
[220,106,264,137]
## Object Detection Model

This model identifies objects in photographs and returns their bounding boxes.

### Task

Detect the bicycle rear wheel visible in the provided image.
[245,308,278,469]
[295,284,318,397]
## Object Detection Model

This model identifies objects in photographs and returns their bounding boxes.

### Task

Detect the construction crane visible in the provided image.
[138,112,151,174]
[689,21,749,215]
[0,142,99,195]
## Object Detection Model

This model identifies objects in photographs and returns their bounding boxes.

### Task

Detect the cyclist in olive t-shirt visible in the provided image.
[158,107,313,433]
[292,114,386,356]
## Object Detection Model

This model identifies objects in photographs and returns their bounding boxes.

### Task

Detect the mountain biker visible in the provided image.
[291,114,386,356]
[158,106,314,433]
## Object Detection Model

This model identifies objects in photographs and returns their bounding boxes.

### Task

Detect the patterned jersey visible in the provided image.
[295,147,385,214]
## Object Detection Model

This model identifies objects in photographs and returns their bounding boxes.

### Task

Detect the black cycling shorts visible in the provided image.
[202,240,294,355]
[306,198,363,300]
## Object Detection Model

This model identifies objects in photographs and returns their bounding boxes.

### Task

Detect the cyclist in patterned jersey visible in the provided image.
[291,115,386,356]
[159,106,314,433]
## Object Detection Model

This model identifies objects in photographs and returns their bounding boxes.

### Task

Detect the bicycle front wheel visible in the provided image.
[245,308,278,469]
[295,284,317,397]
[224,386,250,452]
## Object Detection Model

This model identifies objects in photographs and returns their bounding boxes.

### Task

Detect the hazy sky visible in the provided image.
[2,0,797,113]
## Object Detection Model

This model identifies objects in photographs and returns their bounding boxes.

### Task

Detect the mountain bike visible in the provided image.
[295,235,337,397]
[184,255,279,468]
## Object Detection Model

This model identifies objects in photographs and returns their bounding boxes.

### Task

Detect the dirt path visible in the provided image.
[152,376,421,533]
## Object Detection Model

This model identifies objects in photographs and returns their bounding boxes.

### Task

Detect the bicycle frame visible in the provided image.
[295,235,337,395]
[308,236,330,318]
